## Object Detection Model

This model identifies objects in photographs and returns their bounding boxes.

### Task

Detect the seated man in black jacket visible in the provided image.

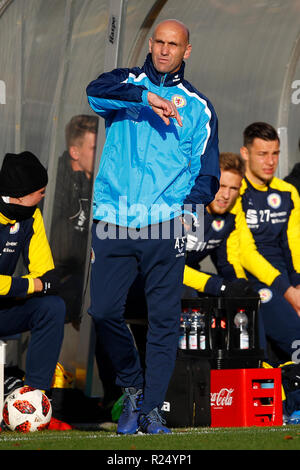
[50,114,98,328]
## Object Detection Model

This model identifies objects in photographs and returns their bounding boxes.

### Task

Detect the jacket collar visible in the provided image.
[142,53,185,87]
[244,176,270,192]
[0,211,16,225]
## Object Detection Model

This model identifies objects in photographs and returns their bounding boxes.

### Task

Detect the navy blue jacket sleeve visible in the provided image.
[86,68,148,119]
[183,100,220,210]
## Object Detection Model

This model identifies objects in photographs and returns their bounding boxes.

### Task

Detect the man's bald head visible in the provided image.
[149,19,192,74]
[153,19,190,43]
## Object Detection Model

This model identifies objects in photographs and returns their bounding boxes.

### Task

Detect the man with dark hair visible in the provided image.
[0,151,65,394]
[238,122,300,359]
[86,19,220,434]
[50,114,98,328]
[64,115,98,180]
[242,121,279,148]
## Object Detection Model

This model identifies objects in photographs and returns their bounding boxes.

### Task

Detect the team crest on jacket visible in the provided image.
[267,193,281,209]
[258,288,273,303]
[211,218,225,232]
[9,222,20,234]
[172,95,186,108]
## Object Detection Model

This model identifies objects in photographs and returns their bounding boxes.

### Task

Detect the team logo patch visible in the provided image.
[211,219,225,232]
[91,248,95,264]
[259,288,273,303]
[172,95,186,108]
[9,222,20,234]
[267,193,281,209]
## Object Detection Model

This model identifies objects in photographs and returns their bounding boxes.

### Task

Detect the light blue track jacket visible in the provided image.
[86,54,220,228]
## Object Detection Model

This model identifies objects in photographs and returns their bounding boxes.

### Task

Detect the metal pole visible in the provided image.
[104,0,128,71]
[277,31,300,178]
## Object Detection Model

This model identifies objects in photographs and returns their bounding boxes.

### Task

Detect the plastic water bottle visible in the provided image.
[234,309,249,349]
[178,315,188,349]
[198,314,206,350]
[188,315,198,350]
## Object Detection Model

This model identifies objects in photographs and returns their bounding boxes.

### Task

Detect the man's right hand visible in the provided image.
[147,91,182,127]
[284,286,300,317]
[33,278,43,293]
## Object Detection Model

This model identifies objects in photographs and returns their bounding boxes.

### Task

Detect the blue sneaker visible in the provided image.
[285,410,300,425]
[138,407,171,434]
[117,387,143,434]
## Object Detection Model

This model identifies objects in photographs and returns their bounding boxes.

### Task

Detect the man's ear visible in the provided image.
[183,44,192,60]
[69,146,79,161]
[149,37,153,54]
[240,146,249,162]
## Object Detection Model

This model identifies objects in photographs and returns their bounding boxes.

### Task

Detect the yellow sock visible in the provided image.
[24,384,45,393]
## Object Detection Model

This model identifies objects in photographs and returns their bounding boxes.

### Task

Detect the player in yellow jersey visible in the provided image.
[0,152,65,393]
[238,122,300,360]
[184,152,257,299]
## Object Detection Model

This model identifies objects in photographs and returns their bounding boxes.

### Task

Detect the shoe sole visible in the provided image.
[117,432,139,435]
[137,428,171,435]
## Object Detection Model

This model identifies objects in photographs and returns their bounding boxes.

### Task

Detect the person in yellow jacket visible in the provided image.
[184,135,300,359]
[0,151,65,392]
[237,122,300,360]
[183,152,258,300]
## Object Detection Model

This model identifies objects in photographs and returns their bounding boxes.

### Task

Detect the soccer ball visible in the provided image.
[3,386,52,432]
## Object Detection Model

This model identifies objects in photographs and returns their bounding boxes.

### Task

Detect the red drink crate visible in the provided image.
[210,368,283,427]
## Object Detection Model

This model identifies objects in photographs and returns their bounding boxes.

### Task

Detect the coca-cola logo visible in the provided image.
[211,388,234,407]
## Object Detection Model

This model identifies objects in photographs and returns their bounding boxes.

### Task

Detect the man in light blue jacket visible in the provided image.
[86,19,220,434]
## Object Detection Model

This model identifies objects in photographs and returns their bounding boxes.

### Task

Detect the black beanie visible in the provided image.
[0,151,48,197]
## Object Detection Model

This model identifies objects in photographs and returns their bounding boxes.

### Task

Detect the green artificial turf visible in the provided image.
[1,425,300,451]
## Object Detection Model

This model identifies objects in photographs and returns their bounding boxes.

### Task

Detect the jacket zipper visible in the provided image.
[159,74,167,94]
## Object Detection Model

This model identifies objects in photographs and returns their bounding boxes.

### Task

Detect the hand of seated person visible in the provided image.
[37,269,60,295]
[284,286,300,317]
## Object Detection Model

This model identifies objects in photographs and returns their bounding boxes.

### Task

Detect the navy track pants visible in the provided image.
[252,280,300,359]
[89,220,186,414]
[0,295,65,390]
